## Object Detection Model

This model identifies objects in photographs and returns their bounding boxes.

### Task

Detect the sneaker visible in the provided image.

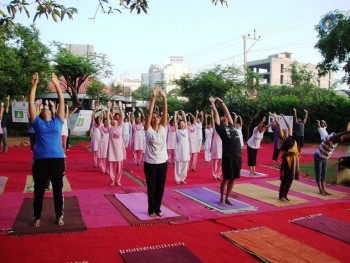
[156,212,164,217]
[149,213,157,218]
[32,219,40,227]
[57,217,65,226]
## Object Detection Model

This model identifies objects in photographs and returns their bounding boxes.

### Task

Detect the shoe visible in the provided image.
[149,213,157,218]
[156,212,164,217]
[57,217,65,226]
[32,219,40,227]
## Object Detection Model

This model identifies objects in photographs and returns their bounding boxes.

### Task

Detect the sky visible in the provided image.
[7,0,350,87]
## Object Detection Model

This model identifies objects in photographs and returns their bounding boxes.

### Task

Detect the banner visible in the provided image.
[268,115,293,132]
[11,102,29,123]
[72,110,93,132]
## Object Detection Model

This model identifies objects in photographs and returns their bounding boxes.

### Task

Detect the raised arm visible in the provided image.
[159,88,167,127]
[144,86,160,131]
[29,72,39,123]
[216,97,233,125]
[281,114,293,136]
[238,114,243,127]
[209,96,220,125]
[293,108,298,124]
[330,122,350,143]
[174,111,179,130]
[107,101,112,127]
[0,102,4,120]
[5,95,10,113]
[52,73,64,120]
[303,109,308,124]
[270,112,283,137]
[232,112,238,127]
[118,101,124,126]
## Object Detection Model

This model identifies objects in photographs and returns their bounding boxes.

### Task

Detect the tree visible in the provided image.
[86,78,112,106]
[53,43,113,108]
[174,65,243,112]
[286,62,316,88]
[1,0,228,27]
[0,23,51,100]
[315,10,350,85]
[132,84,152,101]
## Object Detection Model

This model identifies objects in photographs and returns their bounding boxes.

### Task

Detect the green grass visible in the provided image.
[69,136,90,146]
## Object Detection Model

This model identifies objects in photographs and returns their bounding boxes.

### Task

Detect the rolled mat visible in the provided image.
[0,176,8,194]
[233,183,308,207]
[105,194,188,225]
[267,180,348,200]
[221,226,341,263]
[120,242,203,263]
[290,214,350,244]
[23,175,72,193]
[11,196,87,236]
[175,187,257,214]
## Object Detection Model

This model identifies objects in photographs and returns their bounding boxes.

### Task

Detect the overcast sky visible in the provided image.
[8,0,350,86]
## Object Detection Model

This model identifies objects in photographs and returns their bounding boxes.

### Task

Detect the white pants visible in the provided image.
[175,161,189,183]
[212,159,222,179]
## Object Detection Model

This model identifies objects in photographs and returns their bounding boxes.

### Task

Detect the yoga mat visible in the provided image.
[290,214,350,244]
[11,196,87,236]
[221,226,341,263]
[233,183,308,207]
[105,194,188,225]
[267,180,348,200]
[120,242,203,263]
[240,169,267,177]
[0,176,8,194]
[23,175,72,193]
[175,187,257,214]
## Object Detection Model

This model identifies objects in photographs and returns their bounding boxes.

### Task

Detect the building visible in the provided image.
[66,44,94,57]
[247,52,334,88]
[142,57,191,92]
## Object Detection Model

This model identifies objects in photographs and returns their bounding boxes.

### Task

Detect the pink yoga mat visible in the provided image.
[114,192,181,220]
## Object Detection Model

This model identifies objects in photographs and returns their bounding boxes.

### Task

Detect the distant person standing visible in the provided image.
[29,72,66,227]
[1,95,10,153]
[293,108,308,153]
[317,119,328,141]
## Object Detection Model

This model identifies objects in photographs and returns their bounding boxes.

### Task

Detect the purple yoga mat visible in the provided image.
[175,187,256,214]
[114,192,181,220]
[291,214,350,244]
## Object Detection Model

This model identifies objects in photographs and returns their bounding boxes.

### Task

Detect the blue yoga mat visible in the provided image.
[175,187,257,214]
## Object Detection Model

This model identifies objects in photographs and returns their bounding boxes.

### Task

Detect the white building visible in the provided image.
[247,52,334,88]
[142,57,191,92]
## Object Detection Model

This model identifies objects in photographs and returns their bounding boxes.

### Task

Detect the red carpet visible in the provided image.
[0,142,349,262]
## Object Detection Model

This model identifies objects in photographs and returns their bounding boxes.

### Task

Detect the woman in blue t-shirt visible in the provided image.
[29,72,66,227]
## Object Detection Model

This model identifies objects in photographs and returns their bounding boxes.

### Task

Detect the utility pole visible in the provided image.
[243,29,260,83]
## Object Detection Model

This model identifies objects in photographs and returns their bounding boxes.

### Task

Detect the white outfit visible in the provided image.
[144,125,168,164]
[175,129,190,183]
[236,127,244,148]
[122,122,132,148]
[61,119,69,136]
[195,122,203,152]
[318,127,328,141]
[247,127,264,149]
[204,127,213,162]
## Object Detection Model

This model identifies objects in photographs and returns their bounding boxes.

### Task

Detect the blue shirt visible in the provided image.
[33,115,64,160]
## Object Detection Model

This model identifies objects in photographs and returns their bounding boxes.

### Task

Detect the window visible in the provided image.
[280,64,284,73]
[280,75,284,84]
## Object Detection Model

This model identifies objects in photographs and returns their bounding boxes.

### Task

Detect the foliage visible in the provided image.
[315,10,350,84]
[131,84,152,101]
[52,42,113,108]
[1,1,228,27]
[86,78,112,106]
[174,65,244,112]
[0,23,51,100]
[109,82,123,96]
[286,62,316,87]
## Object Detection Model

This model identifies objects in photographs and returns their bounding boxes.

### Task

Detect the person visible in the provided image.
[275,113,300,201]
[122,113,132,148]
[89,104,102,168]
[174,110,190,184]
[204,113,213,162]
[107,101,126,186]
[210,109,223,180]
[66,106,78,151]
[246,116,274,175]
[61,104,69,155]
[195,110,204,152]
[293,108,308,153]
[271,120,282,162]
[29,72,66,227]
[317,119,328,141]
[187,112,199,171]
[314,123,350,195]
[98,108,110,174]
[166,116,176,164]
[233,112,244,148]
[1,95,10,153]
[209,96,241,206]
[131,107,145,166]
[143,86,168,217]
[0,102,4,143]
[27,111,36,152]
